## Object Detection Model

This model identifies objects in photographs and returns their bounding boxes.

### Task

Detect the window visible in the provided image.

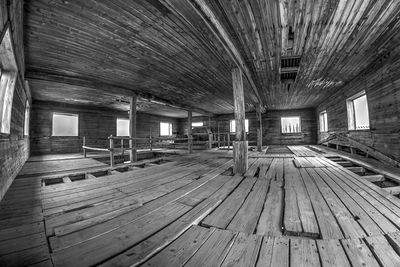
[230,119,249,133]
[52,113,79,136]
[347,91,370,130]
[0,71,16,133]
[319,111,328,132]
[281,116,301,133]
[116,118,129,136]
[0,27,18,134]
[24,100,30,136]
[160,122,172,136]
[192,122,203,127]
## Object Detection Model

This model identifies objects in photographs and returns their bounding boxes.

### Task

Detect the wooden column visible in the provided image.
[232,68,248,174]
[188,110,192,153]
[217,121,220,148]
[109,135,114,167]
[256,104,263,152]
[83,136,87,158]
[129,95,137,162]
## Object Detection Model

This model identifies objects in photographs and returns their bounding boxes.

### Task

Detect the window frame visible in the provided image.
[160,122,173,136]
[230,119,249,133]
[116,118,130,137]
[346,90,370,131]
[52,112,79,137]
[281,116,301,134]
[319,110,328,133]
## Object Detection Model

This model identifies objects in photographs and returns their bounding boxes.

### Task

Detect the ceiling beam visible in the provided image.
[180,0,263,105]
[25,70,214,116]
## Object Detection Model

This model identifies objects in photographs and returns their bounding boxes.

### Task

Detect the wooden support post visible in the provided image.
[217,121,220,148]
[109,135,114,167]
[256,104,263,152]
[232,68,248,174]
[149,128,152,151]
[83,136,87,158]
[129,95,137,162]
[121,139,124,156]
[208,132,212,149]
[227,133,230,150]
[188,110,193,153]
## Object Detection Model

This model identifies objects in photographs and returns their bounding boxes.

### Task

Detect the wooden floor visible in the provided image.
[2,146,400,266]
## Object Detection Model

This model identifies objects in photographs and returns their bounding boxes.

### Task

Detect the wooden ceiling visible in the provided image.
[24,0,400,115]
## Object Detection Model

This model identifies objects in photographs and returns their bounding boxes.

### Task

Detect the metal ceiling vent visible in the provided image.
[280,56,301,82]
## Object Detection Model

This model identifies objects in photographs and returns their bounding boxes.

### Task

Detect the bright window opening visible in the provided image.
[230,119,249,133]
[319,111,328,132]
[281,116,301,133]
[192,122,203,127]
[52,113,79,136]
[116,118,129,136]
[0,27,18,134]
[0,71,17,134]
[160,122,172,136]
[24,100,30,136]
[347,91,370,130]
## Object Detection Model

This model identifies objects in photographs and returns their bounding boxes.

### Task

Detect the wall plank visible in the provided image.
[30,101,179,155]
[178,108,317,145]
[317,53,400,162]
[0,0,30,201]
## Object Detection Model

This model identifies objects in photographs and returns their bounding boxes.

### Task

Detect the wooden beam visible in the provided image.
[361,174,385,183]
[324,133,400,168]
[184,0,262,105]
[232,68,248,174]
[129,96,137,162]
[384,186,400,195]
[25,72,214,116]
[188,110,193,153]
[256,104,263,152]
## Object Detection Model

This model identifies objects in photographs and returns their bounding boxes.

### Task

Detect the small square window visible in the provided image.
[192,122,203,127]
[230,119,249,133]
[319,111,328,132]
[116,118,129,136]
[160,122,172,136]
[52,113,79,136]
[281,116,301,133]
[346,91,370,130]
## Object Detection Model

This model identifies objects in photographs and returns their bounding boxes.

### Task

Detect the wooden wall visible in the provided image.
[317,53,400,162]
[30,101,178,155]
[0,0,30,200]
[178,108,317,145]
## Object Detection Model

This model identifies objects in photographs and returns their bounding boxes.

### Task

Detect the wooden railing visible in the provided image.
[82,131,243,166]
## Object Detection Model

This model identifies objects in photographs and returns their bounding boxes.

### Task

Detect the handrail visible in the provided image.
[83,130,238,167]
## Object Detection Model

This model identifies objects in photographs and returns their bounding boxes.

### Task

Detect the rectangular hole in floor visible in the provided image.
[90,170,109,177]
[69,174,86,181]
[43,178,64,186]
[115,167,129,172]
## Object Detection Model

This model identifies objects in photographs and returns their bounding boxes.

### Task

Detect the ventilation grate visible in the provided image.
[281,56,301,68]
[281,72,297,80]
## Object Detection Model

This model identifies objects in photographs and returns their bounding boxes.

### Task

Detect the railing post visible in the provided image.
[121,139,124,156]
[217,122,220,148]
[149,128,153,151]
[188,110,193,153]
[227,133,230,151]
[109,135,114,167]
[83,136,87,158]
